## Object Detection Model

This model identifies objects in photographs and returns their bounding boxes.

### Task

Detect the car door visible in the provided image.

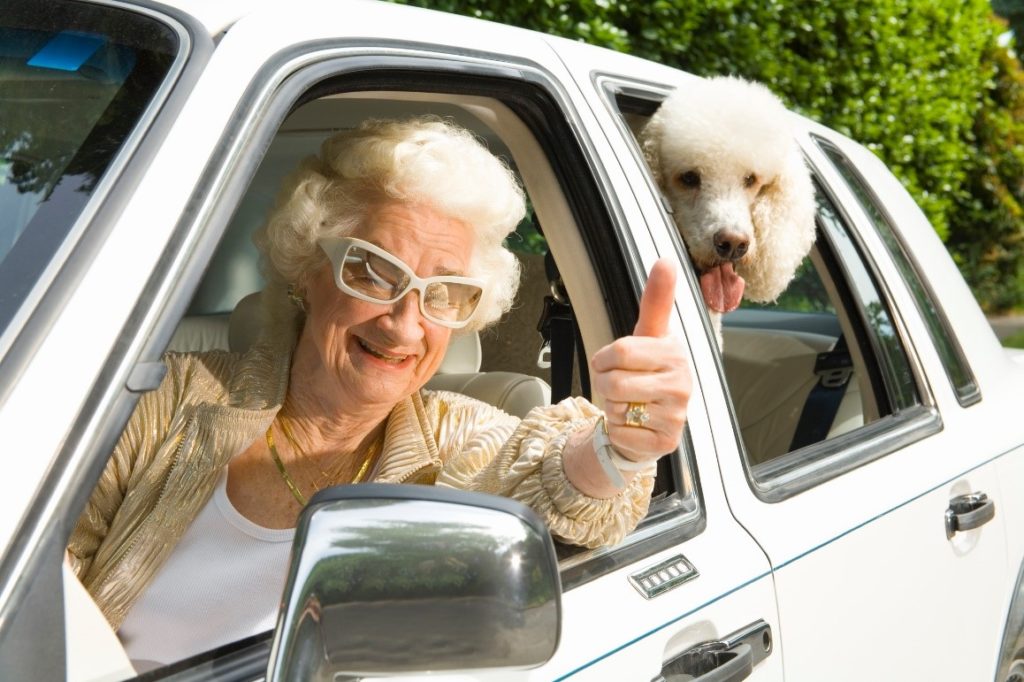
[558,40,1020,680]
[0,2,784,680]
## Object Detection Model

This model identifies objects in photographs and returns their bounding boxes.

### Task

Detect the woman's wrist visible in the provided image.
[563,420,643,499]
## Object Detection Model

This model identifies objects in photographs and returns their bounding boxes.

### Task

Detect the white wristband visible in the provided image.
[592,418,655,489]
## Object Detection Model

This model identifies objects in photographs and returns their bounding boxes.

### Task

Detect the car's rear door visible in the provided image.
[723,129,1014,680]
[557,39,1020,680]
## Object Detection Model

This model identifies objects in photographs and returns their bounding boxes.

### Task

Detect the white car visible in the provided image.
[1,1,1022,680]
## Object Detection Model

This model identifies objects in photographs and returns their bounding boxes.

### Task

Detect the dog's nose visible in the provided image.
[713,230,749,261]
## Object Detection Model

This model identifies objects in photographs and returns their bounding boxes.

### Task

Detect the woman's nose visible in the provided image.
[380,289,426,340]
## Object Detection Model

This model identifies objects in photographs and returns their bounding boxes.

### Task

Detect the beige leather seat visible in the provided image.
[722,326,863,465]
[169,292,551,418]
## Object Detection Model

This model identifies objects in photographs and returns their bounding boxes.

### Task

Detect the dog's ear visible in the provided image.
[743,143,817,303]
[637,109,666,189]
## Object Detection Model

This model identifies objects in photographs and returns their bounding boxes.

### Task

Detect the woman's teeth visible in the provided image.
[358,338,407,363]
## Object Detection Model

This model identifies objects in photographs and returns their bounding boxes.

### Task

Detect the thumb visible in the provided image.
[634,258,677,337]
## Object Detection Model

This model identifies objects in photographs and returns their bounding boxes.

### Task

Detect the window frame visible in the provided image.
[33,41,711,680]
[591,76,942,503]
[744,168,942,501]
[0,2,208,679]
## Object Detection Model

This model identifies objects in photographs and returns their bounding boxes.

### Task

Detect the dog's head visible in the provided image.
[639,76,816,311]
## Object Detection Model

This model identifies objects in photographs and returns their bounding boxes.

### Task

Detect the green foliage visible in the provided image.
[393,0,1024,310]
[946,44,1024,311]
[659,1,999,245]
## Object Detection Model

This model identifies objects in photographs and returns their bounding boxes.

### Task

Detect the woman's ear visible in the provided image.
[743,144,817,303]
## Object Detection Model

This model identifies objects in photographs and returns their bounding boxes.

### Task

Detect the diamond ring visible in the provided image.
[625,402,651,428]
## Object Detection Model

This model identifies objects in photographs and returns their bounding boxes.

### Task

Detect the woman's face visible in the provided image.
[300,201,475,411]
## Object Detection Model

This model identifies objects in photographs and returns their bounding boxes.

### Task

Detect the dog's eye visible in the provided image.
[678,171,701,188]
[743,173,758,188]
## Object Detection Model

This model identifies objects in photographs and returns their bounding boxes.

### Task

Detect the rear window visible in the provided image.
[0,0,179,344]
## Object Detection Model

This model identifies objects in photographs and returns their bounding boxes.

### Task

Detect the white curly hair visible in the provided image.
[255,116,526,331]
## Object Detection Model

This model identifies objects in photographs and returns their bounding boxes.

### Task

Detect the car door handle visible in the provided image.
[653,620,771,682]
[945,491,996,539]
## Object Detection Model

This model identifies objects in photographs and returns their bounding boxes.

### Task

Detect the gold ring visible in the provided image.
[624,402,651,428]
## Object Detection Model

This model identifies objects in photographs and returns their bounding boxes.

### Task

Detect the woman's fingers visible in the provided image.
[590,335,686,373]
[590,363,691,402]
[590,259,690,462]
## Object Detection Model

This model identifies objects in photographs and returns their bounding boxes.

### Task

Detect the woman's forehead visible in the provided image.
[354,202,475,275]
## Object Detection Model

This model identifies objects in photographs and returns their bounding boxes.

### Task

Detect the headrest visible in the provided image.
[228,291,482,373]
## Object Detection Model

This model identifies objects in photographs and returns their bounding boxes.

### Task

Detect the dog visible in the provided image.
[638,75,817,345]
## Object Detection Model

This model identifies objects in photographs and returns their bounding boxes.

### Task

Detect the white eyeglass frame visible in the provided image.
[318,236,486,329]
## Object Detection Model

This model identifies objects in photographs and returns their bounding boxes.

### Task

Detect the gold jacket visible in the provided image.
[67,328,654,629]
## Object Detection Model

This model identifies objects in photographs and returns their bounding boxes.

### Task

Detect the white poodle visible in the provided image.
[639,75,817,344]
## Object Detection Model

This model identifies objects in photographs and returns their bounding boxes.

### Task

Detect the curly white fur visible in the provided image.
[639,76,816,342]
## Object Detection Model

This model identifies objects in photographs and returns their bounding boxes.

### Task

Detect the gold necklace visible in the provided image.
[265,423,381,506]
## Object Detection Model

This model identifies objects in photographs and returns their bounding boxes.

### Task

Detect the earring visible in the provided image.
[287,284,307,312]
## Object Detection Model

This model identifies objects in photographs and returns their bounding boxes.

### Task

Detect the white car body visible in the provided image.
[0,1,1022,680]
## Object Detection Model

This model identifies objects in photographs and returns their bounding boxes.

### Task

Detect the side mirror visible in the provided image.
[267,484,562,681]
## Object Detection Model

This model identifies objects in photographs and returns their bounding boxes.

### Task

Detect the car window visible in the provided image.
[814,136,980,406]
[727,188,919,468]
[604,82,933,500]
[0,1,179,350]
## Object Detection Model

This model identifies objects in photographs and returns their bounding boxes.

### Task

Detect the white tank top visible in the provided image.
[118,469,294,670]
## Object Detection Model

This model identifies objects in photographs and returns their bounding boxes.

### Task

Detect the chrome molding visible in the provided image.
[750,405,942,502]
[629,553,699,600]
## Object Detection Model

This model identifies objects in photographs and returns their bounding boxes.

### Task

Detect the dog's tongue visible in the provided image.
[700,263,745,313]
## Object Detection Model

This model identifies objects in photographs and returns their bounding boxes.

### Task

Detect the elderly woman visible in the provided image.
[67,116,690,666]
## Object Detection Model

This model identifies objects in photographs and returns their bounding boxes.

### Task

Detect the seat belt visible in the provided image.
[536,252,589,403]
[789,334,853,451]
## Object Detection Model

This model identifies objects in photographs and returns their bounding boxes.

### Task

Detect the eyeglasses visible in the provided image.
[318,237,485,329]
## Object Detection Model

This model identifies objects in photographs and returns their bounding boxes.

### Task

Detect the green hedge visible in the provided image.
[395,0,1024,310]
[947,44,1024,312]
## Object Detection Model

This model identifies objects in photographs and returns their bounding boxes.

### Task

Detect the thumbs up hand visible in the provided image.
[589,258,692,468]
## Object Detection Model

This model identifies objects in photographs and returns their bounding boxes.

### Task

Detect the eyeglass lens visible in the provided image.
[341,245,482,323]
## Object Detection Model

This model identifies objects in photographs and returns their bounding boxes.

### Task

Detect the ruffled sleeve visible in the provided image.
[430,392,655,549]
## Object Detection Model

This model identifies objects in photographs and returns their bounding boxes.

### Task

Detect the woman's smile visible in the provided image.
[353,335,415,367]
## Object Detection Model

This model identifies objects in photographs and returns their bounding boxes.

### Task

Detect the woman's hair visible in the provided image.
[254,116,526,330]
